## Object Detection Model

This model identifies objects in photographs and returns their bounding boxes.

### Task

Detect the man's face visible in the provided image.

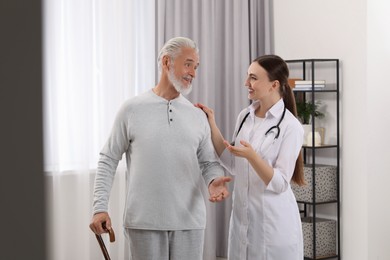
[167,47,199,95]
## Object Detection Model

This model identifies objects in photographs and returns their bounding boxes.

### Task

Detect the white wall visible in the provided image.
[274,0,390,259]
[366,1,390,259]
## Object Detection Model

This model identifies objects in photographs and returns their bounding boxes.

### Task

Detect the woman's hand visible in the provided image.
[224,140,274,184]
[224,140,257,161]
[194,103,216,124]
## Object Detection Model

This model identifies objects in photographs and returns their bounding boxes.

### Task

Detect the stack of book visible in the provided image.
[293,80,326,90]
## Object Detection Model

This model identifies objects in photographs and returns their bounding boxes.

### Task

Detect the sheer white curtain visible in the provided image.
[43,0,155,259]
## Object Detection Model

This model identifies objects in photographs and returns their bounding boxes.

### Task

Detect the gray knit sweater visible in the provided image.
[93,90,224,230]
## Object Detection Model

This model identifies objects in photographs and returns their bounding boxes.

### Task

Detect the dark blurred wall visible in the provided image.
[0,0,46,259]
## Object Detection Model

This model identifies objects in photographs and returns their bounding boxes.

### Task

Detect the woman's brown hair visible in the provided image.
[253,55,305,186]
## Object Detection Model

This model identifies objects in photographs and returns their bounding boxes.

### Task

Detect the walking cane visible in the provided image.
[95,222,115,260]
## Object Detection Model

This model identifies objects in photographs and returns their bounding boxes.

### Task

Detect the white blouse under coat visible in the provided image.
[220,99,304,260]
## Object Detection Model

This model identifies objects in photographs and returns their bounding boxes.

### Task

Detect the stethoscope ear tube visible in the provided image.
[264,106,286,139]
[232,106,286,145]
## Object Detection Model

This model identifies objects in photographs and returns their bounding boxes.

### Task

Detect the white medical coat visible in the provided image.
[220,99,304,260]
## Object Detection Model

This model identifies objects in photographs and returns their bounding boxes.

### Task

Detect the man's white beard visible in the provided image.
[168,67,193,95]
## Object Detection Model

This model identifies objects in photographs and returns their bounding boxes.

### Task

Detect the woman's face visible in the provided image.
[244,62,274,101]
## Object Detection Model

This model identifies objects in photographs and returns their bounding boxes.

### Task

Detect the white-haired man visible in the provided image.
[89,37,231,260]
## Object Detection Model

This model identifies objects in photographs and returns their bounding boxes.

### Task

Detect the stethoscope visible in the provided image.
[231,106,286,146]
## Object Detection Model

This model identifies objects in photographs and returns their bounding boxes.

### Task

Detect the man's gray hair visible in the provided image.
[157,37,198,73]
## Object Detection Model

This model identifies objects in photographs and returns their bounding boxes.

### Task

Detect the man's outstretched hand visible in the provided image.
[208,176,232,202]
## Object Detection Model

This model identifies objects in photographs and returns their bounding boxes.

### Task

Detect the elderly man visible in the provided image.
[89,37,231,260]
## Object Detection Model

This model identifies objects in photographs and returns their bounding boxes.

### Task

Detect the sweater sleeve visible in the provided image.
[92,154,119,214]
[92,103,131,214]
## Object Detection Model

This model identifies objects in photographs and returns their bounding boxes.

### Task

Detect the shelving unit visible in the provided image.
[286,59,340,260]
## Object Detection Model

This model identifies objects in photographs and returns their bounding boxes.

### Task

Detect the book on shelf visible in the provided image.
[293,80,326,90]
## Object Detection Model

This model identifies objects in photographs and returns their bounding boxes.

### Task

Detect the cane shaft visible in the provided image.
[95,234,111,260]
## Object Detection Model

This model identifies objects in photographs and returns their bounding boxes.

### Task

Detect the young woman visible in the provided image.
[196,55,305,260]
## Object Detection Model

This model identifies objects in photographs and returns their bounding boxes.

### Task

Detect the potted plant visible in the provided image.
[296,100,325,124]
[296,100,325,146]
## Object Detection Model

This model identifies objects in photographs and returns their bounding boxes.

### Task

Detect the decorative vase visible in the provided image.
[306,131,322,146]
[315,127,325,145]
[302,124,312,145]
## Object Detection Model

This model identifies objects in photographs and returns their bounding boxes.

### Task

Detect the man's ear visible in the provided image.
[162,55,171,69]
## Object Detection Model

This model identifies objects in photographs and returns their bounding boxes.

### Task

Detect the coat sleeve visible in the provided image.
[266,120,304,193]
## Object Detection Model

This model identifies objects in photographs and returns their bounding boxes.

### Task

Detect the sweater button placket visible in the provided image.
[168,102,173,124]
